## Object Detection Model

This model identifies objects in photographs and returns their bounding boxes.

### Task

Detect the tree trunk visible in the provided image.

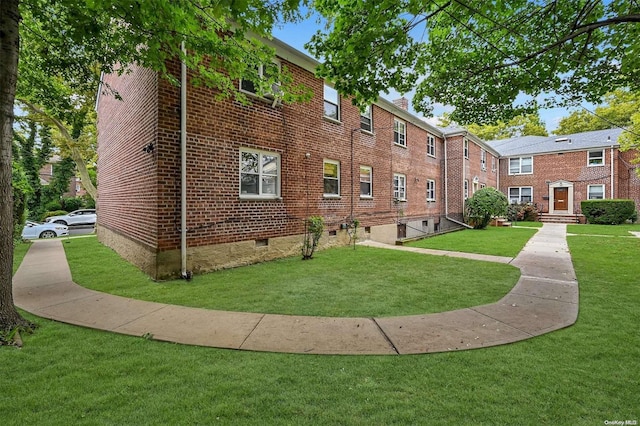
[70,146,97,200]
[0,0,33,337]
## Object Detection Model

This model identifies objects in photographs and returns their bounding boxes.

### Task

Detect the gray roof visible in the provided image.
[488,128,624,157]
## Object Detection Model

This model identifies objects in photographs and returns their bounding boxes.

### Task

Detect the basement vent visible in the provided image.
[328,230,337,236]
[255,239,269,247]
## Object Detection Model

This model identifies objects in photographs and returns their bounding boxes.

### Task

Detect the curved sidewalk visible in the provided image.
[12,223,578,355]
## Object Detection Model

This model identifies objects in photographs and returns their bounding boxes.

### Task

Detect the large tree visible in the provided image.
[464,113,548,141]
[1,0,307,341]
[554,89,640,135]
[308,0,640,124]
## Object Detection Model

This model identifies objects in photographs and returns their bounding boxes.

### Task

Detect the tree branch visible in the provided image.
[480,15,640,73]
[18,98,98,200]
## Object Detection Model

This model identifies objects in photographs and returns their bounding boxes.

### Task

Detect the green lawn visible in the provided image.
[406,226,538,257]
[61,237,519,317]
[12,242,31,274]
[512,221,543,228]
[4,230,638,424]
[568,223,640,236]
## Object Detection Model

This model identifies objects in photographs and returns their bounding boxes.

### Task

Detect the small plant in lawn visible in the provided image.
[347,217,360,249]
[302,216,324,260]
[464,187,508,229]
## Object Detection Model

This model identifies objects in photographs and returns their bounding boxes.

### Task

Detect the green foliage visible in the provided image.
[44,200,63,212]
[581,199,636,225]
[466,114,548,140]
[41,157,75,203]
[308,2,640,124]
[464,187,508,229]
[60,197,83,212]
[555,89,640,134]
[507,203,539,222]
[11,161,31,240]
[302,216,324,260]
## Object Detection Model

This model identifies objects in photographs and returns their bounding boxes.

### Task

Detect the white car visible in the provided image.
[45,209,96,226]
[21,221,69,239]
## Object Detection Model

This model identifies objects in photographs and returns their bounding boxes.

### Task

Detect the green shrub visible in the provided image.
[60,197,84,212]
[45,200,63,211]
[581,199,636,225]
[464,187,508,229]
[507,203,539,222]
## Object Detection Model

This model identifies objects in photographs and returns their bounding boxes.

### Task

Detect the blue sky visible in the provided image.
[272,15,581,135]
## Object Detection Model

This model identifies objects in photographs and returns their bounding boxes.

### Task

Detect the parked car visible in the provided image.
[22,221,69,239]
[45,209,96,226]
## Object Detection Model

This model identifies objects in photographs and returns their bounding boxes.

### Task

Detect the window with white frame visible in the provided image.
[588,149,604,166]
[464,179,469,199]
[323,85,340,121]
[360,165,372,197]
[588,184,605,199]
[509,156,533,174]
[394,119,406,147]
[323,160,340,196]
[491,156,496,172]
[464,138,469,159]
[481,149,486,170]
[240,149,280,198]
[393,173,406,201]
[426,179,436,201]
[427,135,436,157]
[360,105,372,132]
[509,187,533,203]
[240,61,281,99]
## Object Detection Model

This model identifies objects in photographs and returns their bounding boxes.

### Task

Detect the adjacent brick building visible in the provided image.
[96,37,637,279]
[490,129,640,219]
[97,39,499,279]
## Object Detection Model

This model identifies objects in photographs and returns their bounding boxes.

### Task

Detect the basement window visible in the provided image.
[255,239,269,247]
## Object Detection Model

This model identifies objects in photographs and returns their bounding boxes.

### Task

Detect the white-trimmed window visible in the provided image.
[491,156,497,172]
[360,165,372,197]
[393,173,406,201]
[323,85,340,121]
[426,179,436,201]
[323,159,340,196]
[240,61,281,99]
[427,135,436,157]
[509,156,533,175]
[588,150,604,166]
[360,105,372,132]
[240,149,280,198]
[464,138,469,159]
[394,119,406,147]
[509,187,533,203]
[481,149,487,171]
[464,179,469,199]
[588,184,605,199]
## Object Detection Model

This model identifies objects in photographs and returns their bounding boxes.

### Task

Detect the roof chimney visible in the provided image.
[393,97,409,111]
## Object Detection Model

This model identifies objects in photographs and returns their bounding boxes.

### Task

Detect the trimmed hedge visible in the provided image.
[581,199,636,224]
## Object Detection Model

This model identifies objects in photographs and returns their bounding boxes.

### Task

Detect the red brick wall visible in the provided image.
[97,65,159,249]
[144,58,447,252]
[499,147,626,214]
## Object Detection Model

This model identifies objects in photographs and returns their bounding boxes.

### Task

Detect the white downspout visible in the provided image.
[610,146,614,199]
[180,41,189,279]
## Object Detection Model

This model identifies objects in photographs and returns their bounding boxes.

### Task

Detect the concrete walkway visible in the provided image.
[13,223,578,355]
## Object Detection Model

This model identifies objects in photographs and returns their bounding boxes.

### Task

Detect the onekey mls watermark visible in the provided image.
[604,421,637,425]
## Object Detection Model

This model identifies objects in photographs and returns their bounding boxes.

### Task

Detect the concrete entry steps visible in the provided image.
[12,223,578,355]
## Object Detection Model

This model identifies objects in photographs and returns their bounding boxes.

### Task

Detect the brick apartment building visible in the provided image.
[489,129,640,218]
[96,38,500,279]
